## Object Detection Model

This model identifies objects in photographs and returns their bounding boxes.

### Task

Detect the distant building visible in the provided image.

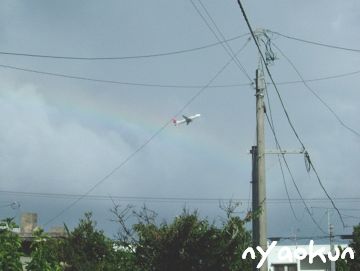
[10,212,66,271]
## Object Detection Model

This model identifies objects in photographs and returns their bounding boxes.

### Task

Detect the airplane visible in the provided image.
[172,114,201,126]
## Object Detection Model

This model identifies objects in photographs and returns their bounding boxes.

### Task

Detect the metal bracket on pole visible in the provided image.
[265,149,305,155]
[247,149,305,155]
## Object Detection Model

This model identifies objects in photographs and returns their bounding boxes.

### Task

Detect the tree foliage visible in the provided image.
[0,204,254,271]
[0,218,23,271]
[111,202,253,271]
[336,246,350,271]
[59,212,118,271]
[347,224,360,271]
[26,228,63,271]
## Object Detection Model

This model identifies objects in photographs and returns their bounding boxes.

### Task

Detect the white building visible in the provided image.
[267,243,348,271]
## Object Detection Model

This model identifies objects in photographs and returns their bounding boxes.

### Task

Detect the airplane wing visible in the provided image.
[182,115,192,125]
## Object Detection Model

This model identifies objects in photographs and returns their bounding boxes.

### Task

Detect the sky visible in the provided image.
[0,0,359,242]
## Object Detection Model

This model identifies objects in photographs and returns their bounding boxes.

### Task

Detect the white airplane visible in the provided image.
[172,114,201,126]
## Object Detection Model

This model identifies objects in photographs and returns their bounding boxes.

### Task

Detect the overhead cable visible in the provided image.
[262,66,300,222]
[268,30,360,53]
[190,0,252,82]
[1,189,359,203]
[0,63,360,89]
[235,0,346,229]
[43,39,251,226]
[265,112,326,234]
[273,42,360,138]
[0,33,249,60]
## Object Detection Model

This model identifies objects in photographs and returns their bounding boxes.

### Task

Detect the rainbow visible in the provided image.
[48,94,243,166]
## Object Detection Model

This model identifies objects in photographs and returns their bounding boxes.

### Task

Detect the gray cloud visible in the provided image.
[0,0,359,238]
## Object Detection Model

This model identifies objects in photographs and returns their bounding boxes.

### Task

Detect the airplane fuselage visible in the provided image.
[173,114,201,126]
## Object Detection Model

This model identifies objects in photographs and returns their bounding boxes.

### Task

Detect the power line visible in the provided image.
[262,56,327,231]
[267,112,300,223]
[0,33,250,60]
[43,40,251,226]
[277,156,300,221]
[265,111,326,234]
[1,62,360,89]
[190,0,250,81]
[272,42,360,138]
[342,214,360,220]
[262,60,300,222]
[236,0,326,235]
[307,157,347,228]
[275,69,360,86]
[196,0,253,82]
[190,0,252,82]
[45,124,170,226]
[310,208,329,236]
[0,63,251,89]
[236,1,306,149]
[271,234,350,241]
[268,30,360,53]
[235,0,346,229]
[1,189,359,203]
[311,206,360,211]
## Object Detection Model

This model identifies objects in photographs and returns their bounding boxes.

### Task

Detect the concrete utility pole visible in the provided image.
[328,210,336,271]
[251,56,267,270]
[251,145,259,251]
[250,29,306,271]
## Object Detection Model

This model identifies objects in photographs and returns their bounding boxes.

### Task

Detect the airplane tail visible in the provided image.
[172,118,177,126]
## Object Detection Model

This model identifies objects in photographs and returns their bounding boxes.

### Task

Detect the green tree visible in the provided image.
[112,203,253,271]
[0,218,23,271]
[59,212,117,271]
[348,224,360,271]
[111,246,138,271]
[26,228,63,271]
[336,246,350,271]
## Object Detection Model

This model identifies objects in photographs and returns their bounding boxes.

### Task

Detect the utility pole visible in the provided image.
[251,145,259,252]
[328,210,336,271]
[251,34,267,269]
[249,29,305,271]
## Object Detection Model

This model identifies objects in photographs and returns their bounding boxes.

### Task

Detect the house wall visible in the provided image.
[300,256,331,271]
[267,244,345,271]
